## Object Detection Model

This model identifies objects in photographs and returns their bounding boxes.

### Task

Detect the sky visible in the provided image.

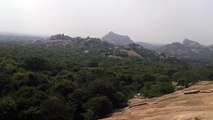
[0,0,213,45]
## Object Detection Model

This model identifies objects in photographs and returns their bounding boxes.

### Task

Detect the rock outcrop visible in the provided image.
[158,39,213,63]
[104,81,213,120]
[102,31,134,45]
[182,39,204,48]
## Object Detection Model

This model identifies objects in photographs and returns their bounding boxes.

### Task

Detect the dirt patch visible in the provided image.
[121,49,142,58]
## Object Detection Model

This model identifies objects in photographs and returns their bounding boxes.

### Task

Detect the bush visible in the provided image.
[19,106,41,120]
[40,98,69,120]
[83,96,113,118]
[142,82,174,98]
[24,57,49,71]
[0,97,17,120]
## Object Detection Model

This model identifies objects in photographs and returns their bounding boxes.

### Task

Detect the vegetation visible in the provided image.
[0,40,212,120]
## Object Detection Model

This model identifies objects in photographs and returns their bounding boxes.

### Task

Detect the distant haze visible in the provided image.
[0,0,213,45]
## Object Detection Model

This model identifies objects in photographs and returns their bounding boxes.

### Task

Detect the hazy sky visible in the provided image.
[0,0,213,45]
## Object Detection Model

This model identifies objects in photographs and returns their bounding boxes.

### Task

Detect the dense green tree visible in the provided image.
[83,96,113,118]
[24,57,49,71]
[40,98,69,120]
[19,106,41,120]
[0,59,17,74]
[83,109,96,120]
[88,79,116,102]
[53,79,75,98]
[0,97,17,120]
[0,41,212,120]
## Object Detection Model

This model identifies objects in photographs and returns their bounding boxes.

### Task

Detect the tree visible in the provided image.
[15,87,47,110]
[0,59,17,74]
[83,96,113,118]
[172,71,199,87]
[19,106,41,120]
[88,79,115,101]
[53,80,75,98]
[142,81,174,98]
[83,109,96,120]
[0,97,17,120]
[24,57,49,71]
[67,88,91,120]
[156,75,170,83]
[142,73,156,82]
[40,98,69,120]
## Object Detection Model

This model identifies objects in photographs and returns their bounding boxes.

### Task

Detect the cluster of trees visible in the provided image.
[0,41,213,120]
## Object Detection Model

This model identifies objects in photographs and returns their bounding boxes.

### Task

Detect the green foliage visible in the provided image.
[0,41,212,119]
[24,57,49,71]
[83,96,113,118]
[53,79,75,98]
[172,71,200,87]
[142,81,174,98]
[156,75,170,83]
[0,59,17,74]
[83,109,96,120]
[40,98,69,120]
[88,79,115,98]
[19,106,41,120]
[0,97,17,120]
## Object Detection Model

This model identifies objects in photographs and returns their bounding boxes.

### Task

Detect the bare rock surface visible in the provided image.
[103,81,213,120]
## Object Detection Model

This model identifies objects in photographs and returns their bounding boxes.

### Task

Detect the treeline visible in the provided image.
[0,42,212,120]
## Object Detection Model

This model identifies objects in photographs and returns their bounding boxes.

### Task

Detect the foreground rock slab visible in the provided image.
[103,81,213,120]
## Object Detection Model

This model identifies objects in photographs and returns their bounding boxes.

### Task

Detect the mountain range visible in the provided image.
[33,34,161,61]
[2,32,212,65]
[99,32,213,64]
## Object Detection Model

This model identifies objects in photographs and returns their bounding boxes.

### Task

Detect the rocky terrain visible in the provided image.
[33,34,113,51]
[33,34,164,60]
[32,33,213,65]
[103,81,213,120]
[102,31,134,45]
[182,39,204,48]
[136,42,161,51]
[158,39,213,64]
[101,32,213,64]
[208,45,213,51]
[158,39,205,55]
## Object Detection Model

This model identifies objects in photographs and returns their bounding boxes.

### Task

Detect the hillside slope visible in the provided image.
[104,81,213,120]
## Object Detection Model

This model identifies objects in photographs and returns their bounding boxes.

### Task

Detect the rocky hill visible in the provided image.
[159,39,205,54]
[33,34,161,60]
[182,39,204,48]
[208,45,213,51]
[158,39,213,64]
[33,34,114,54]
[102,31,134,45]
[33,33,187,64]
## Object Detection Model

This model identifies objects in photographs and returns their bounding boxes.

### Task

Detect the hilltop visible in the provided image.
[33,34,167,61]
[158,39,213,64]
[102,31,134,45]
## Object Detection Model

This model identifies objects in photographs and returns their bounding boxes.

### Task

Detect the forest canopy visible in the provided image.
[0,40,212,120]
